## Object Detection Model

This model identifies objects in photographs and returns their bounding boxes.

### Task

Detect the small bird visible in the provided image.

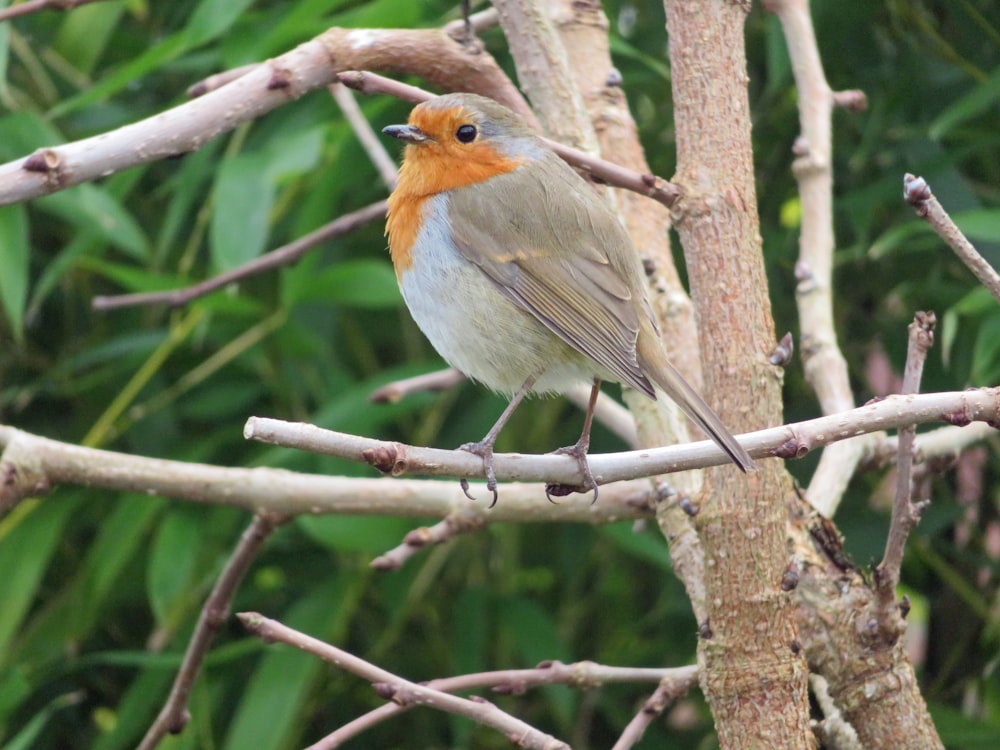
[382,93,754,504]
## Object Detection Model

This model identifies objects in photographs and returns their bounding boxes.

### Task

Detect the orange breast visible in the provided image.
[386,131,523,277]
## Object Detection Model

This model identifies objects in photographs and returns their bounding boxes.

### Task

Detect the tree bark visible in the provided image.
[663,1,814,746]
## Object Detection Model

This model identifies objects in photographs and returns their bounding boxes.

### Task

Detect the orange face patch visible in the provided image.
[386,105,524,276]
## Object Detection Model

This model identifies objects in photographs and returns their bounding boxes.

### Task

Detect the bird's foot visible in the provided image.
[546,440,598,504]
[459,440,499,508]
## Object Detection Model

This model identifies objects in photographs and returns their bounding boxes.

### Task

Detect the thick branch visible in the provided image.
[0,424,653,523]
[0,26,519,206]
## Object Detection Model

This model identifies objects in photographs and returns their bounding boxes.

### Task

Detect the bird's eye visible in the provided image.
[455,124,477,143]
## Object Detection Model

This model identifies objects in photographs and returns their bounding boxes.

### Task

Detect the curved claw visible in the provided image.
[460,478,476,501]
[549,442,599,504]
[459,440,500,507]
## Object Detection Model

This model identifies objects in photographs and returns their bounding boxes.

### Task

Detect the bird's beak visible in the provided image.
[382,124,431,144]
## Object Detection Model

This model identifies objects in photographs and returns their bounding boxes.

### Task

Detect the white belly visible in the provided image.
[398,194,595,395]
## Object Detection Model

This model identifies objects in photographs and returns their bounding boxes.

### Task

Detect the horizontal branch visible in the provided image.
[0,425,652,522]
[244,389,1000,489]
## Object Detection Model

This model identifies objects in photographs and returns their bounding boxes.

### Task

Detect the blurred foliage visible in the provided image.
[0,0,998,748]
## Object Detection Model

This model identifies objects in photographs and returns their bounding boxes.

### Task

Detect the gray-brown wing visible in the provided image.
[448,154,654,397]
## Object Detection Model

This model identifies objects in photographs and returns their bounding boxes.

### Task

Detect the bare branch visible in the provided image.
[904,173,1000,305]
[0,24,521,206]
[139,513,287,749]
[244,389,1000,489]
[238,612,571,750]
[340,70,682,208]
[0,424,653,522]
[312,660,694,749]
[766,0,871,518]
[611,669,701,750]
[0,0,107,22]
[91,200,387,310]
[371,511,487,571]
[870,312,936,642]
[369,367,466,403]
[186,64,258,98]
[328,83,399,191]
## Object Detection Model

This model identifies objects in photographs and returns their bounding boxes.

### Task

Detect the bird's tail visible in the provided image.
[641,353,756,473]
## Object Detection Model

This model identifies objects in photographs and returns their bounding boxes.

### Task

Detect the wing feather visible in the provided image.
[448,152,654,396]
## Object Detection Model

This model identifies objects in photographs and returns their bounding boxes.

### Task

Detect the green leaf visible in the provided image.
[211,153,274,270]
[296,514,417,554]
[49,33,190,117]
[953,208,1000,244]
[930,703,1000,748]
[222,576,359,750]
[498,596,574,725]
[0,204,29,342]
[930,65,1000,140]
[186,0,259,48]
[971,311,1000,383]
[599,522,672,570]
[36,185,150,261]
[90,664,175,750]
[0,499,79,667]
[283,258,402,309]
[53,1,128,75]
[147,508,204,627]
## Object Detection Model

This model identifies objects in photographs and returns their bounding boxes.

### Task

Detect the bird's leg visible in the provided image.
[546,378,601,504]
[459,374,537,507]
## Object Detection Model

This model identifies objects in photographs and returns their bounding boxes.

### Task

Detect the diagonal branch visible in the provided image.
[904,173,1000,304]
[91,200,388,310]
[239,612,571,750]
[138,513,288,750]
[309,661,695,749]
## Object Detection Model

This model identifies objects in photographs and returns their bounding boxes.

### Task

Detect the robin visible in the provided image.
[382,93,755,504]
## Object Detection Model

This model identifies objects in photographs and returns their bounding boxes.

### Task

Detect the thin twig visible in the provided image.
[443,7,500,38]
[0,0,106,22]
[369,367,466,403]
[370,511,487,571]
[311,661,696,750]
[91,200,387,310]
[138,513,287,749]
[870,312,936,643]
[610,669,701,750]
[765,0,870,519]
[904,173,1000,305]
[328,83,399,190]
[809,674,862,750]
[238,612,571,750]
[339,70,683,208]
[186,63,258,98]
